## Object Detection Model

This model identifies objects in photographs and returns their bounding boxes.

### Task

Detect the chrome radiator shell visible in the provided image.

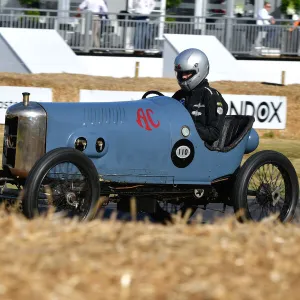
[2,101,47,177]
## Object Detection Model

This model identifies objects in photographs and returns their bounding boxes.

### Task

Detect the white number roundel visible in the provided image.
[176,145,191,159]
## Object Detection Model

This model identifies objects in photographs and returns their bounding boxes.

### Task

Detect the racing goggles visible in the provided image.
[176,70,196,82]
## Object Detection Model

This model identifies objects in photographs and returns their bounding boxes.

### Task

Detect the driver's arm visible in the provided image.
[195,95,227,144]
[172,90,185,100]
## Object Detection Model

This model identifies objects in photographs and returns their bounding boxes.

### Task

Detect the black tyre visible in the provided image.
[232,150,299,223]
[22,147,100,221]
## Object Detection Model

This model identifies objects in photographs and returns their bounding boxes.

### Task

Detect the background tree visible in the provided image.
[281,0,300,15]
[167,0,182,9]
[19,0,40,16]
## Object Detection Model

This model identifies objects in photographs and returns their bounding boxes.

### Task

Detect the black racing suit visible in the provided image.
[172,79,228,144]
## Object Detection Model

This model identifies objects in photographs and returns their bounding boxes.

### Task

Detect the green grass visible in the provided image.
[245,139,300,178]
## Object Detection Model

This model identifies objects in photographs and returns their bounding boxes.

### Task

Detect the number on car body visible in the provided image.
[176,146,191,159]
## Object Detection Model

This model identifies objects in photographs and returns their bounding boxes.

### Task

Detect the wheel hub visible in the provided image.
[65,192,79,208]
[257,183,272,205]
[256,183,281,207]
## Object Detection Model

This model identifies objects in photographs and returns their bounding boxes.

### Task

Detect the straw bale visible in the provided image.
[0,73,298,138]
[0,209,298,300]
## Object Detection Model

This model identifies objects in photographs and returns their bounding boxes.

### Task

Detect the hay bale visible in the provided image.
[0,73,299,139]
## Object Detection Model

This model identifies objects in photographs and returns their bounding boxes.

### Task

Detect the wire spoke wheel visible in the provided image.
[22,148,100,221]
[247,163,288,221]
[37,162,92,218]
[232,150,299,223]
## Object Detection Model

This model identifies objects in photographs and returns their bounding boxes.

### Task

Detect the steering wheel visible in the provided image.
[142,90,165,99]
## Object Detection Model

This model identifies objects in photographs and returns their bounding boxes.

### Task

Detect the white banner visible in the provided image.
[223,94,286,129]
[79,90,287,130]
[0,86,52,124]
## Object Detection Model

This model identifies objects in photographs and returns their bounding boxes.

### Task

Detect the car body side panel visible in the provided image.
[40,96,249,185]
[41,99,173,184]
[167,98,248,183]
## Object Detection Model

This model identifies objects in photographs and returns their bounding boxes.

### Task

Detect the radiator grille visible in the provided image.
[3,116,18,168]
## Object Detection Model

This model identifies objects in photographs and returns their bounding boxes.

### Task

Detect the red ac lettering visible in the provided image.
[136,108,160,131]
[146,109,160,129]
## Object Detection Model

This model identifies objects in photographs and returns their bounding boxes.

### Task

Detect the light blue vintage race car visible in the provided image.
[1,91,299,223]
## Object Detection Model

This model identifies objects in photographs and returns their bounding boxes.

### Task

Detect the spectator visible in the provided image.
[256,1,276,47]
[288,14,299,53]
[257,1,275,25]
[77,0,108,48]
[290,14,300,32]
[128,0,156,54]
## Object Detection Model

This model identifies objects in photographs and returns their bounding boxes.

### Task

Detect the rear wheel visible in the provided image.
[232,150,299,223]
[22,148,100,220]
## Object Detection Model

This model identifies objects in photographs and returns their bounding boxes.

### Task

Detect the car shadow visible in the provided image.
[98,201,300,225]
[97,202,235,224]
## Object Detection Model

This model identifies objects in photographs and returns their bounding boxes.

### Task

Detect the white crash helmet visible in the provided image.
[174,48,210,91]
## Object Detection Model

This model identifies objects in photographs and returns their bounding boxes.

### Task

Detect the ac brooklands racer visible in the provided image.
[0,88,298,224]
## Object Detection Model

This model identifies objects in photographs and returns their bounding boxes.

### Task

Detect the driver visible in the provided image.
[172,48,228,145]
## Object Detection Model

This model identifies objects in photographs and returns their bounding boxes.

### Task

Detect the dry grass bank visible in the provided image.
[0,210,299,300]
[0,72,299,139]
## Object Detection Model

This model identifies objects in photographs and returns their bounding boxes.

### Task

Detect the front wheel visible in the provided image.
[232,150,299,223]
[22,148,101,221]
